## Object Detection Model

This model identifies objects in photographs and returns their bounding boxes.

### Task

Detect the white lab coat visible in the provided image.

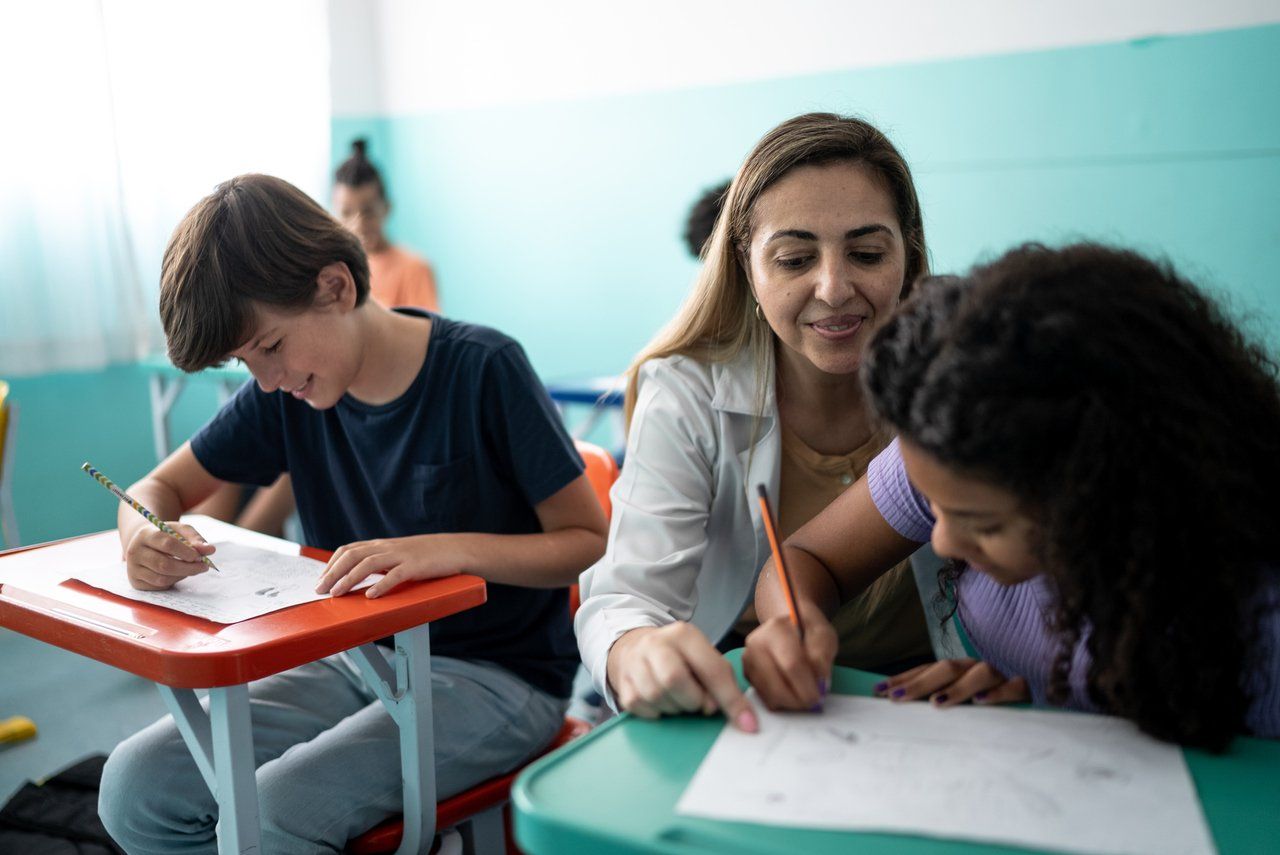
[575,348,781,708]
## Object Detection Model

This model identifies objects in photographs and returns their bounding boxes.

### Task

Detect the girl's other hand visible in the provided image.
[873,658,1030,708]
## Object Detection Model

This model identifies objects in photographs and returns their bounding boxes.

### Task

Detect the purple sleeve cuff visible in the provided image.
[867,438,935,544]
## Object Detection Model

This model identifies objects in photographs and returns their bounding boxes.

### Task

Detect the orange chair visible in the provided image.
[345,440,618,855]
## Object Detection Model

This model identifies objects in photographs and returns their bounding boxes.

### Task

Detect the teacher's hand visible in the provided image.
[606,623,759,732]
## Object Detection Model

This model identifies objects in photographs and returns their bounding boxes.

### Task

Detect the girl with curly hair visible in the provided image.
[744,242,1280,749]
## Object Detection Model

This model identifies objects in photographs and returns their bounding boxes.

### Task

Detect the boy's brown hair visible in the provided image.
[160,173,371,372]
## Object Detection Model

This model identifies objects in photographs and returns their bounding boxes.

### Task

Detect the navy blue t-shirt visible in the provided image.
[190,311,584,697]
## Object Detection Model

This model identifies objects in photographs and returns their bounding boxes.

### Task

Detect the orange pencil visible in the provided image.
[756,484,804,641]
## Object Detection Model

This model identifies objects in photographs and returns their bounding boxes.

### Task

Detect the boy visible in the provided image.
[98,174,608,854]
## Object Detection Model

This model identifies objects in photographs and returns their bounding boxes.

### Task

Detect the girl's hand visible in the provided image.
[316,535,468,599]
[606,623,759,732]
[873,658,1030,708]
[124,523,215,591]
[742,599,837,712]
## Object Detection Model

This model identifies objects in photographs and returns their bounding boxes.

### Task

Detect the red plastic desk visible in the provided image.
[0,531,486,855]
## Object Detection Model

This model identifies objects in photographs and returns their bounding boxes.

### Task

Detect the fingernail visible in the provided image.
[891,687,906,699]
[873,681,889,694]
[808,702,824,714]
[974,690,989,702]
[932,693,949,705]
[818,678,829,698]
[736,709,759,733]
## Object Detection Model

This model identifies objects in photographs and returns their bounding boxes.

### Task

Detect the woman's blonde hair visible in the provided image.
[624,113,929,424]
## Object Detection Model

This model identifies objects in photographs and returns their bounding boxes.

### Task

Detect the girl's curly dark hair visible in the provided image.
[863,242,1280,750]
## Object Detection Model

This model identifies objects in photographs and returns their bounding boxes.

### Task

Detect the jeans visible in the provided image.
[99,651,566,854]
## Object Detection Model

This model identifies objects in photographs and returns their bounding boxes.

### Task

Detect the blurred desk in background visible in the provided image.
[545,376,625,461]
[137,354,249,462]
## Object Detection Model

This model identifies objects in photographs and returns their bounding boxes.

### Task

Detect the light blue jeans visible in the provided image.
[99,651,566,854]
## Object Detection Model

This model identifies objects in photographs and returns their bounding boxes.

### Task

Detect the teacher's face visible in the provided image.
[746,161,905,378]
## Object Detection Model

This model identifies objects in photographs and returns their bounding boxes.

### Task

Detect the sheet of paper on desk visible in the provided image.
[677,693,1215,855]
[70,541,378,624]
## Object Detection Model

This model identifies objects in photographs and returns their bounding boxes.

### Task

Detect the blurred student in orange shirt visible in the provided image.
[333,138,441,312]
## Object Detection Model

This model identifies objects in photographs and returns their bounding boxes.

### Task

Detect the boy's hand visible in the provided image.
[605,623,759,733]
[317,535,467,599]
[123,523,215,591]
[742,599,837,712]
[872,658,1030,708]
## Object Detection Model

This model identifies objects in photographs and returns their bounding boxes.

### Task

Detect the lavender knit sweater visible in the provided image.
[867,438,1279,739]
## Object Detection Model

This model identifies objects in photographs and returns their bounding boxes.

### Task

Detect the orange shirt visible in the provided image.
[367,245,440,312]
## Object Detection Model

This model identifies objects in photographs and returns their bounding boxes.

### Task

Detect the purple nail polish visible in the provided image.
[809,702,823,713]
[974,690,989,702]
[891,687,906,698]
[819,678,829,698]
[873,681,889,694]
[933,693,949,705]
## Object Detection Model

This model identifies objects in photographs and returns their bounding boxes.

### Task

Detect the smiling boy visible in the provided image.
[98,174,608,854]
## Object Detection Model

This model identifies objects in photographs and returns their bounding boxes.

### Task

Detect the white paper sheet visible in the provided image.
[70,541,376,623]
[677,693,1216,855]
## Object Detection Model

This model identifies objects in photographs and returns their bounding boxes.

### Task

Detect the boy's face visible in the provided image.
[228,264,362,410]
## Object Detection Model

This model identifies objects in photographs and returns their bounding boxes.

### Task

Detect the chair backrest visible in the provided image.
[570,440,619,617]
[573,439,618,520]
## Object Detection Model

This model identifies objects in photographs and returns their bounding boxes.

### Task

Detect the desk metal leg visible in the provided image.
[348,626,436,855]
[148,374,184,462]
[158,684,262,855]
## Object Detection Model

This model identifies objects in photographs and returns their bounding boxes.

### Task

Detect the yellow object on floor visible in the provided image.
[0,715,37,744]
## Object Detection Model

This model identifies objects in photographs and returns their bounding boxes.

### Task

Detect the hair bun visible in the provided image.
[351,138,368,159]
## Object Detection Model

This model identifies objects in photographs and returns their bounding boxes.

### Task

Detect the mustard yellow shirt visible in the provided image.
[777,423,932,670]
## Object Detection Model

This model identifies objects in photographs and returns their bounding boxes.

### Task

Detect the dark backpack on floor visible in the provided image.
[0,754,123,854]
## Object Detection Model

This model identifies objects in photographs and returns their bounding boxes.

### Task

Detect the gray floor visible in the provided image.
[0,627,168,804]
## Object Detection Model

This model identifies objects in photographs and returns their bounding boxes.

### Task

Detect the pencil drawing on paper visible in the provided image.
[676,692,1215,855]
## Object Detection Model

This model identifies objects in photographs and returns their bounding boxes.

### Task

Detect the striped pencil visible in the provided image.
[81,461,220,572]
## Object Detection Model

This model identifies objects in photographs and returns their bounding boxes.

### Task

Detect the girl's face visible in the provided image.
[898,439,1043,586]
[745,161,906,379]
[332,182,389,253]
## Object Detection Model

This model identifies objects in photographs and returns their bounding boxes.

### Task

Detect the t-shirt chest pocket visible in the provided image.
[410,456,479,531]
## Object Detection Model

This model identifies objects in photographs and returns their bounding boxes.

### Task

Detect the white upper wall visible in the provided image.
[330,0,1280,116]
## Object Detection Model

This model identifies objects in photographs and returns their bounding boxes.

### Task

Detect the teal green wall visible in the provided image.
[7,24,1279,548]
[3,368,229,546]
[334,24,1280,379]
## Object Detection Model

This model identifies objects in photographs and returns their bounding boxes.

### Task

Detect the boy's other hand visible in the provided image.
[605,623,759,733]
[317,535,464,599]
[873,658,1030,708]
[123,523,215,591]
[742,599,836,712]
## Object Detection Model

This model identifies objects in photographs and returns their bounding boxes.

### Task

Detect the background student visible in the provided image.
[575,113,935,731]
[746,243,1280,748]
[98,174,608,853]
[682,179,730,259]
[334,138,441,312]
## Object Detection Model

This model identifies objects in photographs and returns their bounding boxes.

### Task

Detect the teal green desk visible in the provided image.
[513,653,1280,854]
